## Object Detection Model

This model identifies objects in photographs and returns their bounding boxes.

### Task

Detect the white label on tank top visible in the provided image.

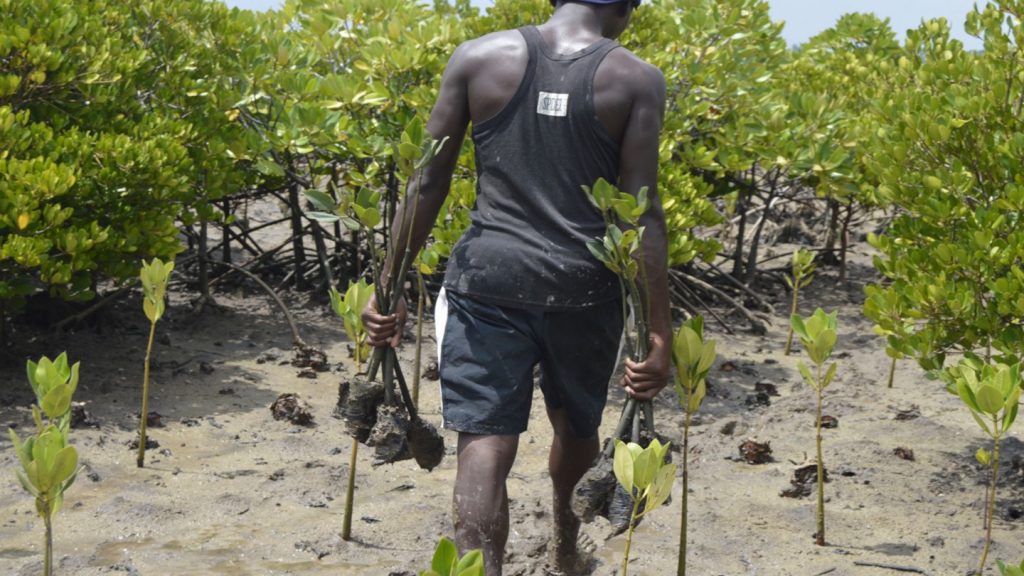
[537,92,569,117]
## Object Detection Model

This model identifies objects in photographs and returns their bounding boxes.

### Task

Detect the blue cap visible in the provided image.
[580,0,642,6]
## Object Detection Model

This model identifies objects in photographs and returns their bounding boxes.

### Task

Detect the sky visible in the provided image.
[221,0,988,51]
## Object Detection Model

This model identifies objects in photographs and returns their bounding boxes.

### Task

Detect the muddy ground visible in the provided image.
[1,242,1023,576]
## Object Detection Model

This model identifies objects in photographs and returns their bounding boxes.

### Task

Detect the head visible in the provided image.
[549,0,638,39]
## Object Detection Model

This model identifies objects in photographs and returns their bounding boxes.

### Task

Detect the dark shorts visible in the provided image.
[436,289,623,438]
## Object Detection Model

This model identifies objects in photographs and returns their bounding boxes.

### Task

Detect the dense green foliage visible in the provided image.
[2,0,1022,395]
[863,2,1024,371]
[0,0,246,310]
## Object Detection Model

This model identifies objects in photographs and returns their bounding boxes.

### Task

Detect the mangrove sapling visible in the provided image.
[328,278,375,541]
[998,559,1024,576]
[9,353,83,576]
[612,438,676,576]
[329,279,375,369]
[790,308,839,546]
[420,537,484,576]
[863,286,914,388]
[138,258,173,468]
[573,178,666,529]
[671,317,716,576]
[783,249,816,356]
[944,359,1021,574]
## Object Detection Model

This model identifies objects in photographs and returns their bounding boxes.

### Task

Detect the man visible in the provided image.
[363,1,670,574]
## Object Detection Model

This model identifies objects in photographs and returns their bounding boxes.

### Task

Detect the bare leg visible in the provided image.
[547,407,599,574]
[454,433,519,576]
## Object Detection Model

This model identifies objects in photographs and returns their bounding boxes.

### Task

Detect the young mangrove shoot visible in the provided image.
[612,438,676,576]
[306,118,448,539]
[863,286,913,388]
[672,316,716,576]
[420,537,485,576]
[330,279,375,370]
[791,308,839,546]
[783,249,816,356]
[998,559,1024,576]
[10,353,83,576]
[329,278,375,541]
[138,258,173,468]
[945,358,1021,575]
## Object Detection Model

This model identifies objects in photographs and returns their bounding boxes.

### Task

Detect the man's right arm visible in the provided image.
[363,43,473,348]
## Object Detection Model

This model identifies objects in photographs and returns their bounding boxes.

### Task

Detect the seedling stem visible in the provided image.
[815,363,825,546]
[138,319,156,468]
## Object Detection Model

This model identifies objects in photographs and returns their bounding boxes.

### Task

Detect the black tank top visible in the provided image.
[443,25,622,309]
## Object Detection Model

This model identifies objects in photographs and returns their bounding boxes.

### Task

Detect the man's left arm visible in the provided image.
[619,63,670,401]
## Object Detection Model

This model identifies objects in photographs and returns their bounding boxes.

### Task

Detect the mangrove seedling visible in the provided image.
[329,279,375,370]
[998,559,1024,576]
[783,249,816,356]
[308,120,449,539]
[138,257,173,468]
[672,316,716,576]
[613,438,676,576]
[863,285,914,388]
[945,358,1021,574]
[10,353,83,576]
[574,178,666,531]
[328,278,375,541]
[791,308,839,546]
[420,537,484,576]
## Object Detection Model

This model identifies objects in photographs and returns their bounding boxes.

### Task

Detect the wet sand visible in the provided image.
[1,249,1022,576]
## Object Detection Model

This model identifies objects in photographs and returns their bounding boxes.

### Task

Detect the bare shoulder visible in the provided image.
[450,29,527,71]
[602,48,666,101]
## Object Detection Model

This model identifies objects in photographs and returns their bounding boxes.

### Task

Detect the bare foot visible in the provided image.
[547,513,596,576]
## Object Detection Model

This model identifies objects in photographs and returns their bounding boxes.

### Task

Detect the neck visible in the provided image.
[549,2,609,39]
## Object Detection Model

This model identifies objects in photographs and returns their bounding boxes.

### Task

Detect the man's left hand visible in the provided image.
[623,332,671,400]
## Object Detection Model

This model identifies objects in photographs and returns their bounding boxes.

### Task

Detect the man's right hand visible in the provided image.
[362,293,408,348]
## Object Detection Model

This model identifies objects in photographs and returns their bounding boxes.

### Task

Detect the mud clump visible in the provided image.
[572,455,616,524]
[406,417,444,471]
[893,447,915,461]
[572,431,671,534]
[128,437,159,450]
[781,460,828,498]
[367,403,412,466]
[739,439,773,464]
[745,392,771,409]
[422,360,440,381]
[894,406,921,421]
[335,378,385,443]
[270,393,315,426]
[70,402,99,429]
[291,346,330,374]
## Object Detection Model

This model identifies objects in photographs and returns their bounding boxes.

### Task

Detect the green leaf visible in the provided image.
[976,447,992,466]
[797,361,816,389]
[790,315,810,342]
[632,443,657,490]
[957,379,980,412]
[823,362,838,389]
[50,446,78,486]
[41,384,73,420]
[15,469,37,497]
[431,537,458,576]
[304,190,337,213]
[976,385,1005,415]
[9,428,30,471]
[454,549,484,575]
[613,439,634,494]
[642,462,676,514]
[306,211,341,223]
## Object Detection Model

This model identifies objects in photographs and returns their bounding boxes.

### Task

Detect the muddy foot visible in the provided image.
[547,516,597,576]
